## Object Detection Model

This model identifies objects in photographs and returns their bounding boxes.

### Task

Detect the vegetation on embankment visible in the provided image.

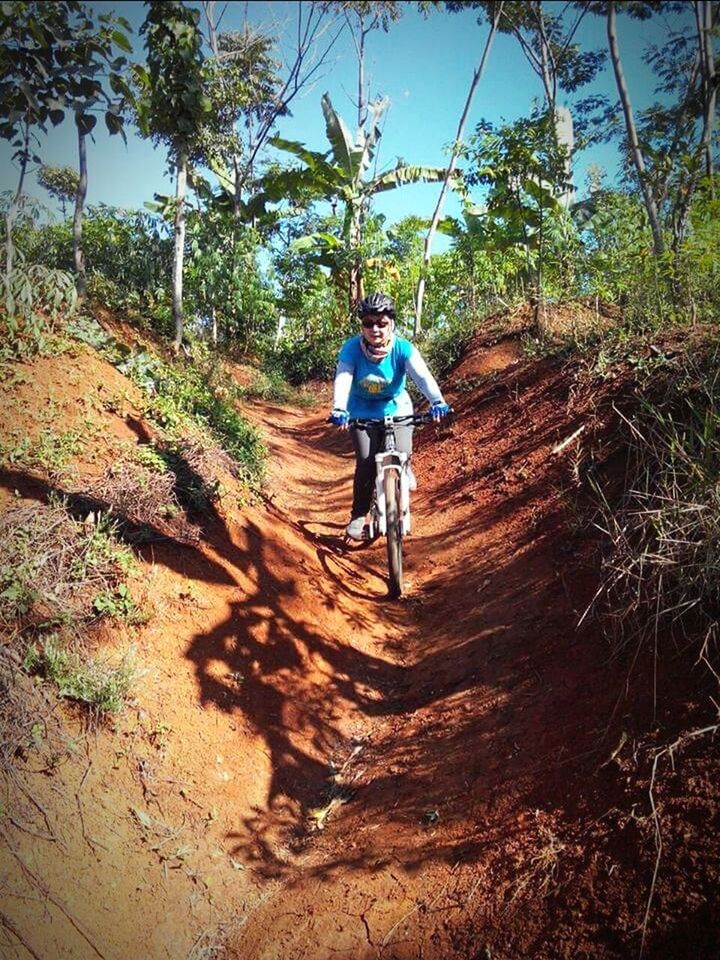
[0,285,267,717]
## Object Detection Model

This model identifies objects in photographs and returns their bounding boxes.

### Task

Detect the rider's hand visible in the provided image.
[430,401,450,422]
[329,408,350,430]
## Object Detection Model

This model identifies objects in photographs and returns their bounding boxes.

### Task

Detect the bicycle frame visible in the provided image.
[350,413,432,541]
[368,416,411,539]
[344,411,451,598]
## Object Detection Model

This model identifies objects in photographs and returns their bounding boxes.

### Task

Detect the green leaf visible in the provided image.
[359,96,389,177]
[76,113,97,135]
[521,177,561,210]
[112,29,133,53]
[434,216,462,237]
[290,232,343,254]
[370,164,446,195]
[270,136,332,172]
[321,93,363,181]
[104,111,124,137]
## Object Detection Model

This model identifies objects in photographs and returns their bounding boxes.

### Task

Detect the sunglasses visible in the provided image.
[361,317,392,329]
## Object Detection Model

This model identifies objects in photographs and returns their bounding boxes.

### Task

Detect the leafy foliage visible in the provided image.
[137,2,212,154]
[37,165,80,216]
[24,635,136,715]
[273,93,445,307]
[0,263,77,361]
[116,344,266,484]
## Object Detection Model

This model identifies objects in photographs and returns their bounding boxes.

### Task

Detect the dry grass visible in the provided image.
[0,644,51,773]
[582,348,720,688]
[0,500,136,631]
[88,453,200,544]
[163,434,235,511]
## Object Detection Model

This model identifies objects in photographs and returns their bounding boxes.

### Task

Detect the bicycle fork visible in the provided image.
[369,450,411,537]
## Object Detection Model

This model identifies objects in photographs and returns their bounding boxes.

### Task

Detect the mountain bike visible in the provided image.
[350,412,449,598]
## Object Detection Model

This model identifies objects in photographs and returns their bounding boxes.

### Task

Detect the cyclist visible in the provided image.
[329,291,450,540]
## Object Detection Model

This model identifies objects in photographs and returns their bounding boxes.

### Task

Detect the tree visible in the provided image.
[1,2,77,276]
[37,165,80,218]
[202,1,345,216]
[137,1,215,350]
[414,0,503,334]
[64,6,131,298]
[462,112,571,321]
[606,0,664,254]
[0,3,130,287]
[603,0,718,256]
[447,1,606,138]
[322,1,403,130]
[271,93,445,310]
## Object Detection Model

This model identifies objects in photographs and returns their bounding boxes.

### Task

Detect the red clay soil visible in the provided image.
[1,331,719,960]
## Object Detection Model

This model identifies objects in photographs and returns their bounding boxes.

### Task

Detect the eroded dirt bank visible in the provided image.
[1,333,719,960]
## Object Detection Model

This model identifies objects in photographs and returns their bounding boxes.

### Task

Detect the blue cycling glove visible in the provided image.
[430,401,450,421]
[329,408,349,428]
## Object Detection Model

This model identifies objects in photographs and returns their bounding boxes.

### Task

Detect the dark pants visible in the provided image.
[350,422,414,518]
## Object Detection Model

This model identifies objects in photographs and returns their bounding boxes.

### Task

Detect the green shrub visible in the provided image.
[0,426,87,476]
[0,263,77,361]
[117,346,265,484]
[238,367,294,403]
[24,634,136,715]
[268,317,348,384]
[418,311,482,378]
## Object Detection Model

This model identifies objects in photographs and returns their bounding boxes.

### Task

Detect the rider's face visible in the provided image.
[361,313,392,344]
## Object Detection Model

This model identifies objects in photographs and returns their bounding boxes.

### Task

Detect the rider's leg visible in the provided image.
[347,423,381,538]
[395,423,415,488]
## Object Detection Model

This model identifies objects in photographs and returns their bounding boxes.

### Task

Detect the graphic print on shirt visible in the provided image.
[358,372,391,395]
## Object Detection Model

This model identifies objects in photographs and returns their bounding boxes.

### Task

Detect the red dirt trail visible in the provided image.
[1,334,719,960]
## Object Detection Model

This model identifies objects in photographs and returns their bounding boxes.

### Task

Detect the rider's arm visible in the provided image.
[406,347,444,405]
[332,359,354,412]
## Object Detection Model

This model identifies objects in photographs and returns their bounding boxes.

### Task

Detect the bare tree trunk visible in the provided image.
[698,0,716,182]
[414,2,502,336]
[73,121,88,298]
[357,17,366,131]
[172,147,188,352]
[5,119,30,279]
[607,1,665,255]
[671,2,717,250]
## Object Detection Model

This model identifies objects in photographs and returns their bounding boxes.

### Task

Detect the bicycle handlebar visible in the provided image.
[326,410,455,426]
[348,410,454,427]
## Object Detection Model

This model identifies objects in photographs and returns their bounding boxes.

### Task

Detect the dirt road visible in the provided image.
[3,338,716,960]
[225,350,619,958]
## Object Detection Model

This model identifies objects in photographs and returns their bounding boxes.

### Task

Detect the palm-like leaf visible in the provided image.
[290,231,344,253]
[370,164,446,195]
[262,165,340,203]
[358,96,389,178]
[269,135,331,172]
[321,93,364,182]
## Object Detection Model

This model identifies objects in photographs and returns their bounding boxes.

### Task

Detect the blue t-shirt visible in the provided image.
[338,335,415,419]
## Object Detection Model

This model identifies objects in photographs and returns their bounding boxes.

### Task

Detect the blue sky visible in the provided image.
[1,1,689,229]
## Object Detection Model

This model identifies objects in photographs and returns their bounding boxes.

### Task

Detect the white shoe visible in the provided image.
[407,466,417,491]
[345,516,366,540]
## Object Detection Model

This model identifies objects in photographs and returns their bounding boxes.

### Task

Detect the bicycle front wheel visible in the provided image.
[384,470,403,597]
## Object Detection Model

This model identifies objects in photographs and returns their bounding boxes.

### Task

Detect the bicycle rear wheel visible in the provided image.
[384,470,403,597]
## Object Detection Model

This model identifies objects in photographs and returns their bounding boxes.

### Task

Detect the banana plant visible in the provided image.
[269,93,446,310]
